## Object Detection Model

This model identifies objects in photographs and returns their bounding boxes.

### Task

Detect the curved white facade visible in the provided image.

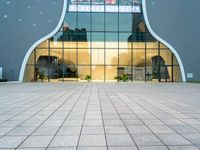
[19,0,68,82]
[21,0,185,82]
[142,0,186,82]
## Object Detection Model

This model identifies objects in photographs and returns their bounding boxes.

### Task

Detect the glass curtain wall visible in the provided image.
[24,1,182,82]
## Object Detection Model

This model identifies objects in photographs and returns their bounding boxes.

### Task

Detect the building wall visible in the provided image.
[0,0,199,81]
[145,0,200,81]
[0,0,64,81]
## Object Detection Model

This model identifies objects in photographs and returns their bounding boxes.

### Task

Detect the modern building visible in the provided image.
[0,0,199,82]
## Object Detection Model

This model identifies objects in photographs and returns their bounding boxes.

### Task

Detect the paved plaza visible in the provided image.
[0,83,200,150]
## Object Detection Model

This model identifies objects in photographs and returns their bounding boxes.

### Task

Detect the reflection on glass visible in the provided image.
[92,66,104,81]
[119,33,132,48]
[105,33,118,48]
[106,66,117,81]
[146,42,158,49]
[78,13,90,31]
[92,13,104,31]
[24,9,182,82]
[78,49,90,65]
[92,49,104,65]
[119,50,131,65]
[65,13,77,30]
[106,50,118,65]
[160,50,172,65]
[24,66,34,82]
[105,13,118,31]
[78,66,90,81]
[119,13,132,31]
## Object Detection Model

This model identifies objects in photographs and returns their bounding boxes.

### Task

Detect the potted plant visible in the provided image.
[122,75,128,82]
[114,76,122,82]
[85,75,91,82]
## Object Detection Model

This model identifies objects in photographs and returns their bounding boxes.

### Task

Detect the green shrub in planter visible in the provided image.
[85,75,91,82]
[114,76,122,81]
[122,75,128,82]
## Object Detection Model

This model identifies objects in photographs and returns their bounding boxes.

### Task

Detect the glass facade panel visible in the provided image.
[119,13,132,32]
[146,42,158,49]
[78,66,90,81]
[24,2,182,82]
[65,13,77,30]
[105,33,118,48]
[105,13,118,31]
[64,49,76,65]
[119,49,131,65]
[92,13,104,31]
[78,49,90,65]
[106,66,118,81]
[92,66,104,81]
[27,51,35,65]
[106,50,118,65]
[119,33,131,48]
[50,32,63,48]
[78,13,91,31]
[92,49,104,65]
[37,41,48,48]
[24,66,34,82]
[160,50,172,65]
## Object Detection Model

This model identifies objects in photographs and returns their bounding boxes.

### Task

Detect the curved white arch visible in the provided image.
[19,0,67,82]
[142,0,186,82]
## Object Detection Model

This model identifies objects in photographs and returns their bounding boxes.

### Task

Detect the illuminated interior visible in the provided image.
[24,1,182,82]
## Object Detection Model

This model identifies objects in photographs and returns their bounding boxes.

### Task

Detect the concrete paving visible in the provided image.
[0,82,200,150]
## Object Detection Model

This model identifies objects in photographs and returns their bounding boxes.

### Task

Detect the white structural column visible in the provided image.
[142,0,186,82]
[19,0,68,82]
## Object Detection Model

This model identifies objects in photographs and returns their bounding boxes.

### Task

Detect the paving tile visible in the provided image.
[106,134,135,146]
[138,146,168,150]
[0,126,15,136]
[62,120,83,126]
[49,135,79,147]
[169,145,199,150]
[181,119,200,125]
[57,126,81,135]
[0,136,26,148]
[78,135,106,147]
[131,134,163,146]
[21,119,44,127]
[108,146,138,150]
[7,126,36,136]
[157,134,192,146]
[170,125,199,134]
[127,126,152,134]
[17,148,45,150]
[81,126,104,135]
[104,120,123,126]
[149,125,176,134]
[105,126,128,134]
[47,148,75,150]
[103,114,120,120]
[143,119,165,126]
[32,126,59,136]
[78,147,107,150]
[19,136,53,148]
[42,120,63,127]
[183,134,200,145]
[123,119,144,126]
[84,120,103,126]
[1,83,200,149]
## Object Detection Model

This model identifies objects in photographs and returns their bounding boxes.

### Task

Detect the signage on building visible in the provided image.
[68,0,141,13]
[0,67,2,79]
[187,73,193,79]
